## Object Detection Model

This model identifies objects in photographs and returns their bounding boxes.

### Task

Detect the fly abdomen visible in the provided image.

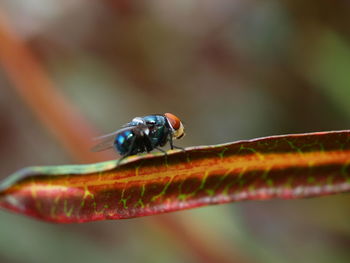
[114,130,133,155]
[114,125,153,156]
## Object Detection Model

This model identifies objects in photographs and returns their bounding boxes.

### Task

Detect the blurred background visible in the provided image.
[1,0,350,262]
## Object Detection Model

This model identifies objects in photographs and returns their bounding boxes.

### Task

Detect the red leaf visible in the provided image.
[1,130,350,223]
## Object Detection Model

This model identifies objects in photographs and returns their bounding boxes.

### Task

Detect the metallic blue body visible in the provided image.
[114,114,171,156]
[115,130,134,155]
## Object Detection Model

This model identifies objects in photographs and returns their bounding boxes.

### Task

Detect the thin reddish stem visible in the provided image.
[0,10,247,263]
[0,11,108,163]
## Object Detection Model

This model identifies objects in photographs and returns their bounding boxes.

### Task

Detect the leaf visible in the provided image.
[1,130,350,223]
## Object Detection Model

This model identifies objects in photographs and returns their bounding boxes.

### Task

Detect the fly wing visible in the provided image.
[91,136,115,152]
[91,127,135,152]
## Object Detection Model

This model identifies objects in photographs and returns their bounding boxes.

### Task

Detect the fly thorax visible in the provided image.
[131,117,145,124]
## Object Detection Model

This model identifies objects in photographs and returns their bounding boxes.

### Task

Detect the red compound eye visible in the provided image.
[164,113,181,130]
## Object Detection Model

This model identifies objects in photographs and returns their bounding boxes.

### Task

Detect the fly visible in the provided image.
[92,113,185,163]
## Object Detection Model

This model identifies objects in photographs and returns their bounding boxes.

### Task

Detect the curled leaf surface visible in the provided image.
[1,130,350,223]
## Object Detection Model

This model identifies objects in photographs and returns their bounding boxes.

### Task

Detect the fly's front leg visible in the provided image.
[169,133,174,150]
[168,133,185,152]
[172,145,185,151]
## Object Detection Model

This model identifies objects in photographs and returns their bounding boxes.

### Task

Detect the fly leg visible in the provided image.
[144,134,154,153]
[116,155,126,167]
[155,147,167,155]
[172,145,185,151]
[168,134,185,152]
[169,134,174,150]
[144,134,168,161]
[156,146,168,165]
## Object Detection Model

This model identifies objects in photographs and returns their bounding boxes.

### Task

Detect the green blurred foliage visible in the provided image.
[1,0,350,263]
